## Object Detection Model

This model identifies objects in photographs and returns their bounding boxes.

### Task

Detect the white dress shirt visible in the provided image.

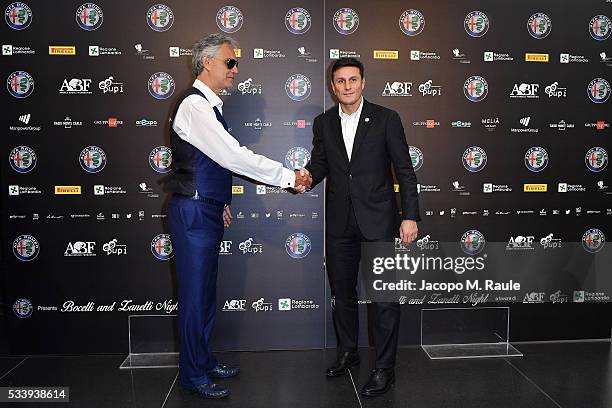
[338,97,364,161]
[172,79,295,189]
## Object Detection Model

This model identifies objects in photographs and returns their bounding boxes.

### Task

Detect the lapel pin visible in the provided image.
[364,117,370,122]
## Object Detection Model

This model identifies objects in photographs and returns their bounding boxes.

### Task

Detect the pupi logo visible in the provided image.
[216,6,243,33]
[286,233,311,259]
[409,146,423,171]
[462,146,487,172]
[399,9,425,36]
[79,146,107,173]
[333,8,359,35]
[460,230,485,255]
[285,7,311,34]
[5,2,32,30]
[76,3,103,31]
[147,4,173,32]
[9,146,36,173]
[7,71,34,98]
[151,234,173,260]
[149,146,172,173]
[464,11,489,37]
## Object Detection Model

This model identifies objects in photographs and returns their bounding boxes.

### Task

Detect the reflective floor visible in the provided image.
[0,342,610,408]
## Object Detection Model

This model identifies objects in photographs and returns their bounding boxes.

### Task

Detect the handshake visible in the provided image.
[293,168,312,193]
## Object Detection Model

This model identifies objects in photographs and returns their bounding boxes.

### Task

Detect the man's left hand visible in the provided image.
[223,205,232,228]
[399,220,418,244]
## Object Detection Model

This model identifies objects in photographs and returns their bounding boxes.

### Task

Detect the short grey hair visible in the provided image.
[192,33,239,76]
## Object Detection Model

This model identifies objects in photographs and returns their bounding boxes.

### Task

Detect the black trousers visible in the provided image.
[326,202,400,369]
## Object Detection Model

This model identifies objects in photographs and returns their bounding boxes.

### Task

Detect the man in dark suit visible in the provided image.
[302,58,420,397]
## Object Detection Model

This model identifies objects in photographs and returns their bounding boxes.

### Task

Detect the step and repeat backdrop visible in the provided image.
[2,0,610,354]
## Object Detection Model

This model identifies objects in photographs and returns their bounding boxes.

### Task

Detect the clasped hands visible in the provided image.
[293,168,312,193]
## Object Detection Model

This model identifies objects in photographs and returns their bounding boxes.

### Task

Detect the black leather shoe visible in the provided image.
[326,351,360,377]
[208,364,240,378]
[360,368,395,397]
[183,383,230,399]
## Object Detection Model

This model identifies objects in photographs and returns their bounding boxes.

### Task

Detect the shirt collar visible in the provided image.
[338,97,364,119]
[193,79,223,110]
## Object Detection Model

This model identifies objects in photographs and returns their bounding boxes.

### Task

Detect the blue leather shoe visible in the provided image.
[208,364,240,378]
[183,383,230,399]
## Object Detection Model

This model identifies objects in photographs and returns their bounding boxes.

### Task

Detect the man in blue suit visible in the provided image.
[167,33,311,399]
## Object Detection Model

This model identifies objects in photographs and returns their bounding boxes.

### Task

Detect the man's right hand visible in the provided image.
[294,168,312,193]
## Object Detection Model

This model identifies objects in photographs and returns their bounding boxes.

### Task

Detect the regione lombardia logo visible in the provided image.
[13,299,33,318]
[13,235,40,261]
[333,8,359,35]
[399,9,424,36]
[463,76,488,102]
[151,234,173,260]
[462,146,487,172]
[146,4,174,32]
[9,146,36,173]
[149,146,172,173]
[585,147,608,172]
[286,74,311,101]
[587,78,610,103]
[589,15,611,41]
[79,146,107,173]
[286,233,311,259]
[582,229,605,253]
[527,13,552,39]
[7,71,34,98]
[460,230,485,255]
[148,72,175,99]
[76,3,103,31]
[216,6,243,33]
[5,2,32,30]
[285,147,310,170]
[285,7,311,34]
[524,147,549,172]
[409,146,423,171]
[464,11,489,37]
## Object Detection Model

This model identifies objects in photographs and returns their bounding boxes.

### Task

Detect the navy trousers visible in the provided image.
[168,194,224,387]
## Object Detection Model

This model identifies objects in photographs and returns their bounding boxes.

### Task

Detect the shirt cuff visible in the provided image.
[281,168,295,188]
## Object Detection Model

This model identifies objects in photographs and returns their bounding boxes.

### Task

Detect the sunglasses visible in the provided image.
[212,57,239,69]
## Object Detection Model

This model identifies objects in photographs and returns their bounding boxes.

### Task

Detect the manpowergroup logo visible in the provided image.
[399,9,424,36]
[148,72,175,99]
[76,3,103,31]
[285,74,311,101]
[5,2,32,30]
[9,146,36,173]
[13,299,33,318]
[79,146,106,173]
[286,233,311,259]
[149,146,172,173]
[13,234,39,261]
[151,234,173,260]
[333,8,359,35]
[464,11,489,37]
[146,4,173,32]
[216,6,242,33]
[7,71,34,98]
[527,13,551,39]
[285,7,311,34]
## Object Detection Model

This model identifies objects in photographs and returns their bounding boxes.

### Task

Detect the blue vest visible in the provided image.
[167,87,232,204]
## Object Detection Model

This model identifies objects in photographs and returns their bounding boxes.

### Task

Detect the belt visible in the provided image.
[176,193,226,207]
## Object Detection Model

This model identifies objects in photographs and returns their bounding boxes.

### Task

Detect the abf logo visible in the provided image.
[333,8,359,35]
[216,6,243,33]
[462,146,487,172]
[399,9,424,36]
[151,234,173,260]
[13,299,33,318]
[285,147,310,170]
[582,228,605,253]
[7,71,34,98]
[13,234,40,261]
[589,15,611,41]
[524,147,549,172]
[148,72,175,99]
[527,13,552,39]
[464,11,489,37]
[460,230,485,255]
[79,146,107,173]
[463,76,488,102]
[5,2,32,30]
[149,146,172,173]
[286,233,311,259]
[409,146,423,171]
[587,78,610,104]
[285,74,311,101]
[285,7,311,34]
[147,4,173,32]
[76,3,103,31]
[585,147,608,172]
[9,146,36,173]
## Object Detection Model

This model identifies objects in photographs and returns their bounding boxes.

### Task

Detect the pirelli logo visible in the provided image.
[373,50,399,60]
[49,46,76,55]
[232,186,244,194]
[523,184,547,192]
[55,186,82,194]
[525,53,549,62]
